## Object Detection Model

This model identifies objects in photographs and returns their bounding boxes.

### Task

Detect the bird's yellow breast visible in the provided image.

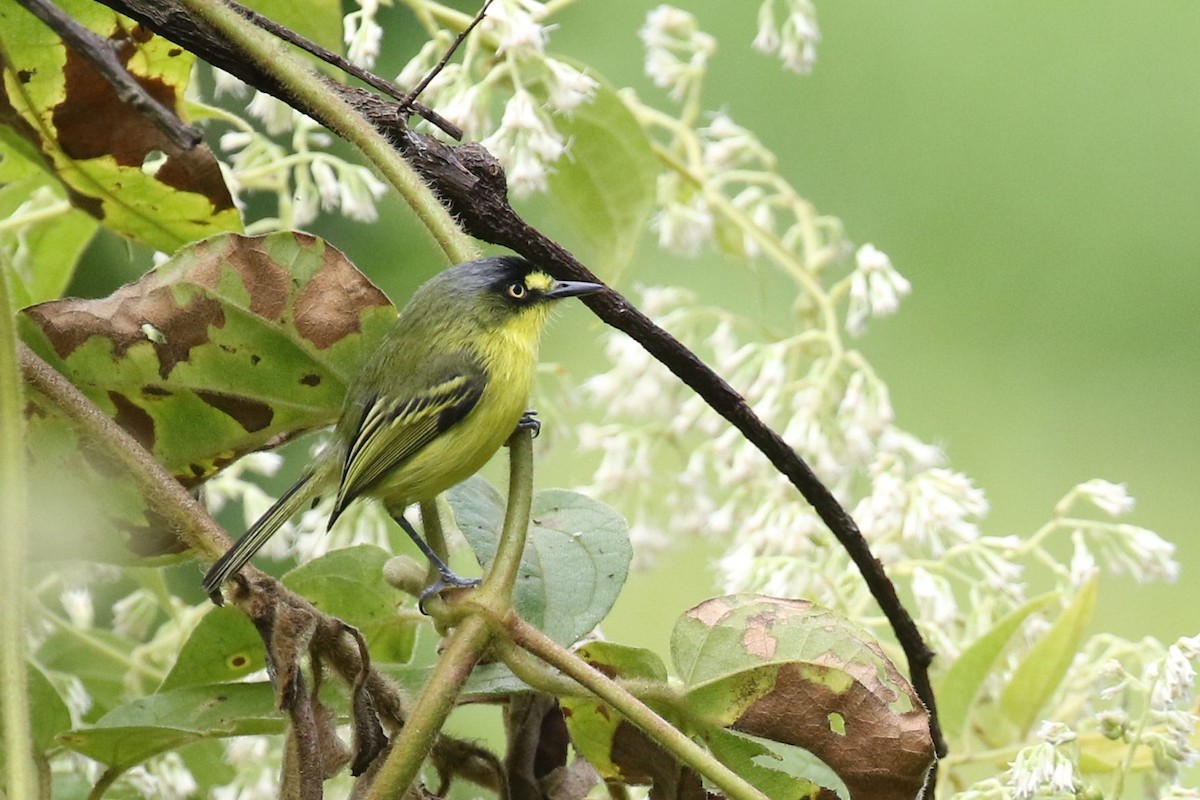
[367,310,545,510]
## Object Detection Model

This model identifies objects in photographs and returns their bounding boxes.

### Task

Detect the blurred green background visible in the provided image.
[525,1,1200,648]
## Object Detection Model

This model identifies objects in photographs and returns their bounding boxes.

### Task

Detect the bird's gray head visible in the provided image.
[417,256,604,325]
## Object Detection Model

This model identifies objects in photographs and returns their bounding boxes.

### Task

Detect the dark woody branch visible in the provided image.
[91,0,945,766]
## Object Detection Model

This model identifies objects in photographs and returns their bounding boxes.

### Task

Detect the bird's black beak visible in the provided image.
[545,279,605,300]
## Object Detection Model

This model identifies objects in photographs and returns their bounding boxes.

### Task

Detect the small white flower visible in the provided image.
[126,752,198,800]
[1077,479,1135,516]
[1036,720,1077,746]
[753,1,780,53]
[439,84,491,140]
[754,0,821,74]
[545,58,598,113]
[1009,740,1075,800]
[60,587,94,629]
[652,173,714,256]
[344,11,383,68]
[246,91,296,136]
[640,6,716,102]
[846,244,911,335]
[1068,529,1098,587]
[911,567,958,629]
[63,676,93,721]
[211,67,248,98]
[487,0,551,56]
[338,167,387,222]
[112,589,160,640]
[483,89,568,198]
[310,159,340,210]
[1151,643,1198,710]
[1094,524,1179,583]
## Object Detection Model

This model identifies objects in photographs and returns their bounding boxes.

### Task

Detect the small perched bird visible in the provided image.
[203,255,603,601]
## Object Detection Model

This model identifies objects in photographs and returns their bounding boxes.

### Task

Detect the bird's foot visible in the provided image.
[515,409,541,439]
[418,571,482,614]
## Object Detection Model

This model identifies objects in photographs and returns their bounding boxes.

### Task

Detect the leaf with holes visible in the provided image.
[0,0,240,251]
[20,231,396,559]
[673,595,934,800]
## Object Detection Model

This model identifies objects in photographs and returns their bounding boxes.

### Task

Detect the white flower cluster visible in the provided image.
[640,5,717,103]
[753,0,821,74]
[344,0,384,69]
[215,104,387,230]
[395,0,598,197]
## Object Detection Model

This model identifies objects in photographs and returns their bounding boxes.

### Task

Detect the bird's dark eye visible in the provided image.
[506,282,527,300]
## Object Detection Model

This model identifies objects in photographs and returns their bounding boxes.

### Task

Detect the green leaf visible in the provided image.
[380,661,530,701]
[159,606,265,692]
[673,595,934,800]
[0,0,241,251]
[20,231,396,559]
[36,628,135,722]
[449,478,632,646]
[999,576,1098,735]
[27,662,74,753]
[58,682,281,769]
[936,591,1057,740]
[704,728,837,800]
[247,0,344,55]
[543,73,657,281]
[283,545,417,663]
[0,139,97,306]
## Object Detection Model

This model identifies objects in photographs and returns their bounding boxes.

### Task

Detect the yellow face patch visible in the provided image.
[525,271,555,293]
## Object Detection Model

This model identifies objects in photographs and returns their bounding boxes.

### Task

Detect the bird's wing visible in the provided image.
[330,353,486,523]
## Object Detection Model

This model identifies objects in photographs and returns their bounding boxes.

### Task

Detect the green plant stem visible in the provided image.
[361,613,491,800]
[178,0,475,265]
[18,344,228,560]
[0,257,36,800]
[362,429,537,797]
[498,615,771,800]
[84,766,122,800]
[477,430,535,600]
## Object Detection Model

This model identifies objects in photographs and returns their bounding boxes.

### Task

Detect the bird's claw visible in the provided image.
[417,572,482,614]
[516,409,541,439]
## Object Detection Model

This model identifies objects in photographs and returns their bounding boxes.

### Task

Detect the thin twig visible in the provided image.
[13,0,202,150]
[396,0,495,119]
[220,0,463,140]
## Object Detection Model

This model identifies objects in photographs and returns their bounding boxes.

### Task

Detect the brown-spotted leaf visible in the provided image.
[0,0,240,252]
[20,231,395,559]
[673,595,934,800]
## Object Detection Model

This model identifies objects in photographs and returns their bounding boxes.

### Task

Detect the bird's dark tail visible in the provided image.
[202,471,318,600]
